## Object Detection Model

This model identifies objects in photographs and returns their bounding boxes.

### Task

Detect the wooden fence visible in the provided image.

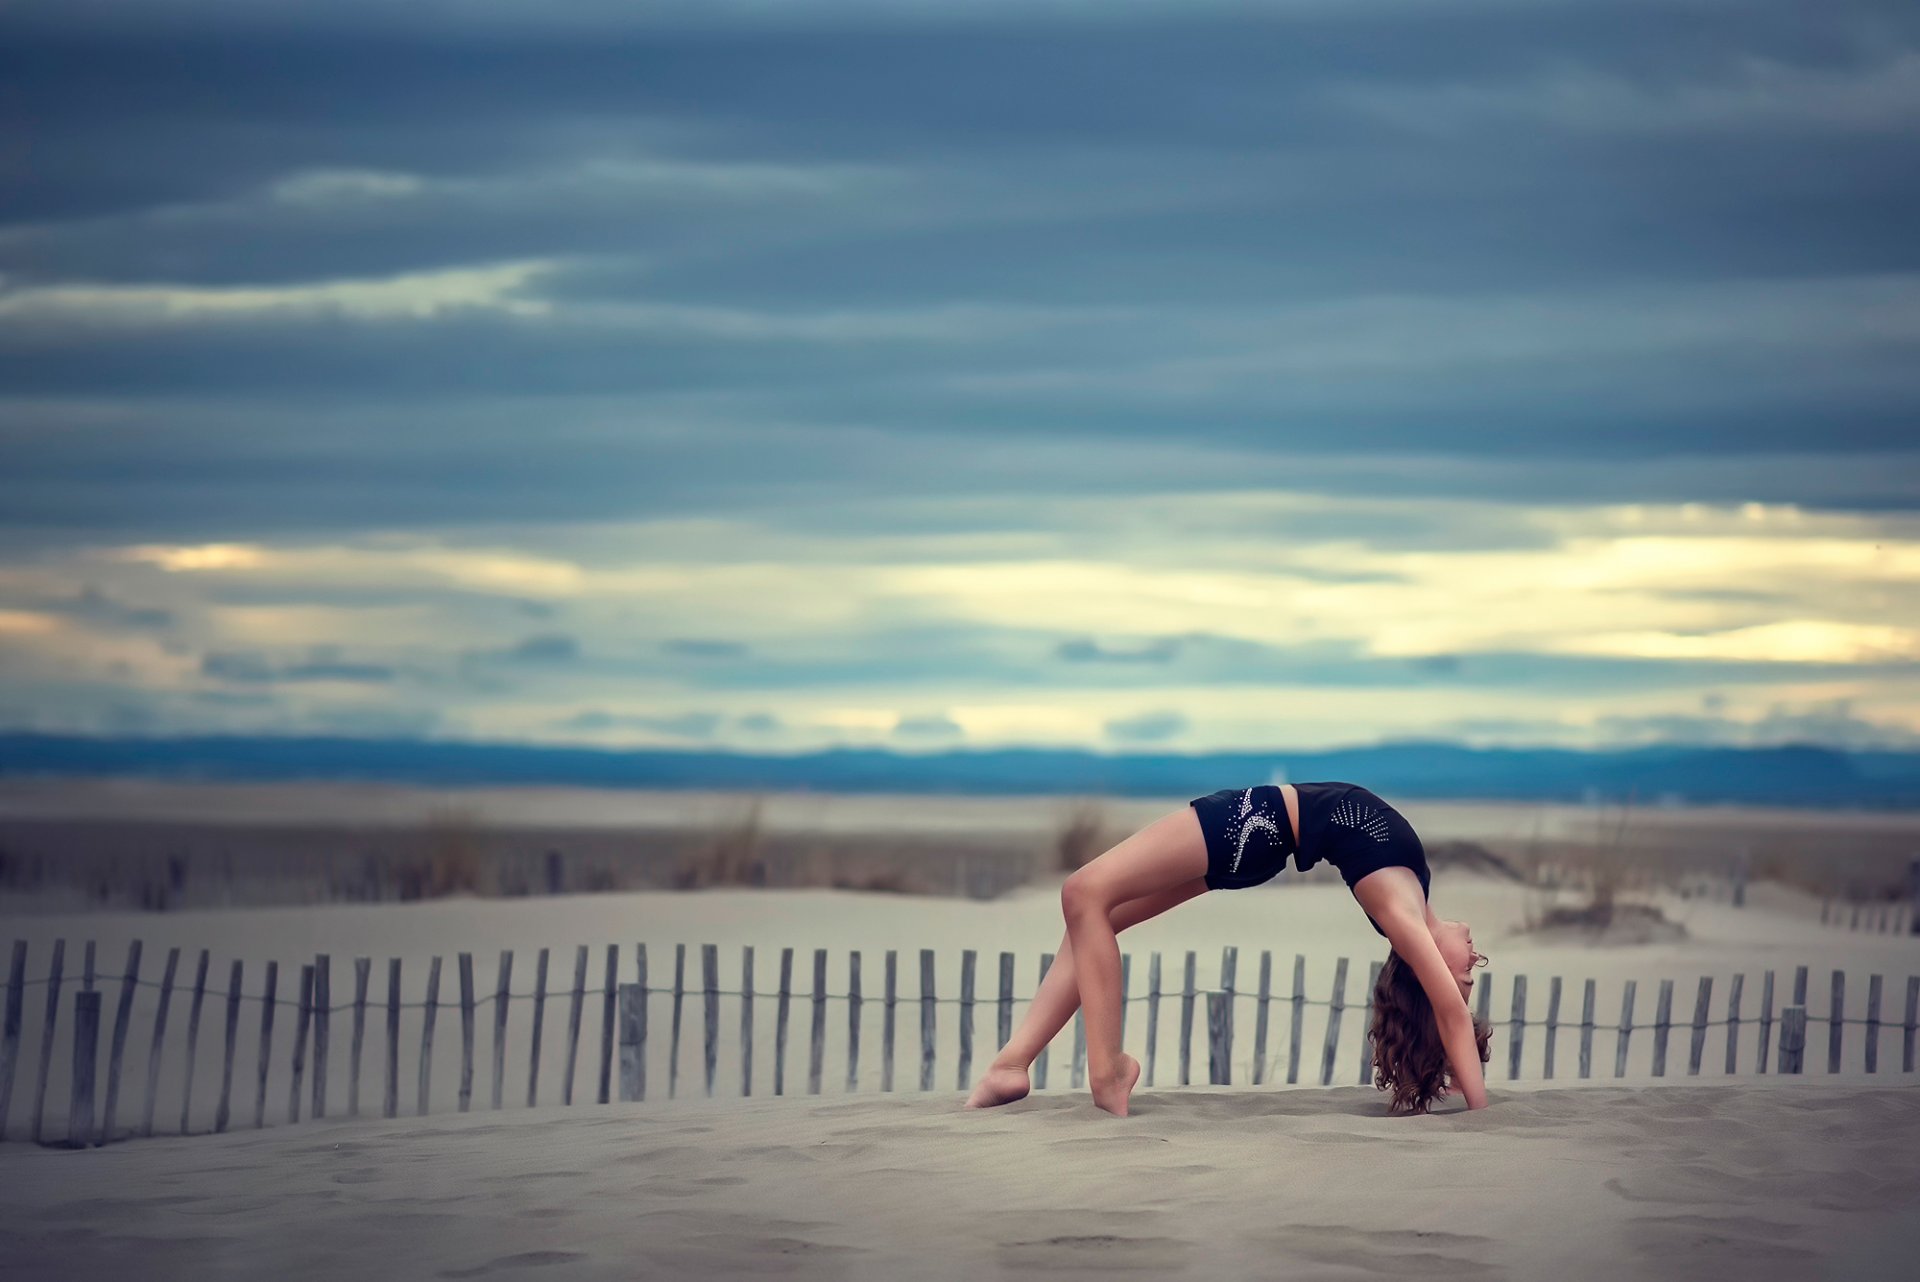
[2,938,1917,1150]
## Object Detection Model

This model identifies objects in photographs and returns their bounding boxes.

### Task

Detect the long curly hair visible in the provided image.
[1369,950,1492,1114]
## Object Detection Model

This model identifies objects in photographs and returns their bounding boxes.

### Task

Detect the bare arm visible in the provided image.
[1368,893,1488,1111]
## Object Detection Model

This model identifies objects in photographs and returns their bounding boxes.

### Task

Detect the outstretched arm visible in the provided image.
[1374,901,1488,1111]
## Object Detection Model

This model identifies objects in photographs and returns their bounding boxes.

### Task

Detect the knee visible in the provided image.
[1060,869,1106,922]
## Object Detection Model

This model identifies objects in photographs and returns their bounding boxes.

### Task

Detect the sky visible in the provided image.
[1,0,1917,757]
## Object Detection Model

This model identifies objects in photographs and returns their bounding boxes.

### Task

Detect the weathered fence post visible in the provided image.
[1902,975,1919,1075]
[1499,974,1522,1081]
[812,948,830,1095]
[385,959,401,1119]
[1360,959,1381,1086]
[562,946,587,1107]
[1578,978,1596,1079]
[255,961,278,1128]
[67,990,100,1149]
[597,945,617,1106]
[1865,974,1882,1074]
[1687,976,1712,1075]
[617,983,643,1102]
[527,948,548,1107]
[289,963,313,1124]
[1780,1005,1807,1073]
[312,953,330,1121]
[1543,976,1562,1080]
[1614,979,1637,1078]
[1651,974,1666,1074]
[880,949,894,1093]
[1725,973,1744,1074]
[641,940,656,1105]
[956,949,974,1091]
[30,938,64,1144]
[1180,951,1197,1087]
[919,949,936,1093]
[1252,951,1273,1086]
[456,953,475,1113]
[180,949,209,1132]
[99,941,141,1145]
[847,950,863,1093]
[1320,957,1348,1087]
[417,957,440,1115]
[1829,970,1845,1074]
[1207,992,1231,1085]
[1758,969,1776,1074]
[1287,954,1306,1086]
[741,946,755,1097]
[775,948,791,1097]
[140,947,179,1138]
[1144,952,1162,1088]
[344,957,369,1118]
[215,959,242,1132]
[997,952,1014,1052]
[0,941,22,1142]
[775,947,793,1096]
[702,943,719,1098]
[1034,952,1052,1090]
[669,944,685,1099]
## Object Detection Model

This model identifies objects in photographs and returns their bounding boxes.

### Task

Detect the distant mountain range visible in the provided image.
[3,732,1920,808]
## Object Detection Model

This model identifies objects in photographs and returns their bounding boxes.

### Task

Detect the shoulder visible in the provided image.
[1348,865,1428,932]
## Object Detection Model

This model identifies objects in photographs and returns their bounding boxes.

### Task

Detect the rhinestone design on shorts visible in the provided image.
[1330,796,1392,843]
[1227,787,1285,875]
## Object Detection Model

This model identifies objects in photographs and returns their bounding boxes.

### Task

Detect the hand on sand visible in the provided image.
[963,1062,1031,1109]
[1090,1052,1142,1117]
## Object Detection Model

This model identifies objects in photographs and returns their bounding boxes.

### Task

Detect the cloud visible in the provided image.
[1104,710,1190,743]
[1055,637,1184,664]
[555,709,726,737]
[200,648,398,684]
[892,712,964,739]
[662,638,751,659]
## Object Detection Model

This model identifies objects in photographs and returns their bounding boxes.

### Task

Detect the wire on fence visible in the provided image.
[5,972,1916,1027]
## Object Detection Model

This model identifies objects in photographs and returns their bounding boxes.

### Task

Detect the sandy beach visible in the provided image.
[3,786,1918,1280]
[1,1079,1915,1280]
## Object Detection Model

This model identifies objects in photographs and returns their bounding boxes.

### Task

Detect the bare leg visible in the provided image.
[967,805,1209,1115]
[963,873,1206,1108]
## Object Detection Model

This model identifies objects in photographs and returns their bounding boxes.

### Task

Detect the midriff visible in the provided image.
[1280,782,1302,849]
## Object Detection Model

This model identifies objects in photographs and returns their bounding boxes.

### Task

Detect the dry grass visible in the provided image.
[1520,790,1689,940]
[399,803,486,900]
[672,795,769,889]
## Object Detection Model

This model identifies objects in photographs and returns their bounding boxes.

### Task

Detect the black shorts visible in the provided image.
[1188,784,1301,891]
[1189,781,1430,908]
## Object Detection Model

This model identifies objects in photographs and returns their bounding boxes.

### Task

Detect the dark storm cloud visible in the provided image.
[200,649,399,684]
[1,0,1917,537]
[13,586,177,631]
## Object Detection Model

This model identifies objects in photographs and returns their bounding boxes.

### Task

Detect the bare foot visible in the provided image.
[1089,1052,1141,1117]
[963,1061,1031,1109]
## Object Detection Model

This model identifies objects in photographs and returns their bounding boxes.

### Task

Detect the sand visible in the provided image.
[1,1079,1914,1280]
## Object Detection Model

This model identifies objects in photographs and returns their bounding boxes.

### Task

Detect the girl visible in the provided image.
[964,781,1492,1115]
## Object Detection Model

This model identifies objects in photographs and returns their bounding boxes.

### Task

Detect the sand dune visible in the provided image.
[1,1080,1914,1280]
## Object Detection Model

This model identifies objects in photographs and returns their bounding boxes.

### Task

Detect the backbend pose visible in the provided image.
[964,781,1492,1116]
